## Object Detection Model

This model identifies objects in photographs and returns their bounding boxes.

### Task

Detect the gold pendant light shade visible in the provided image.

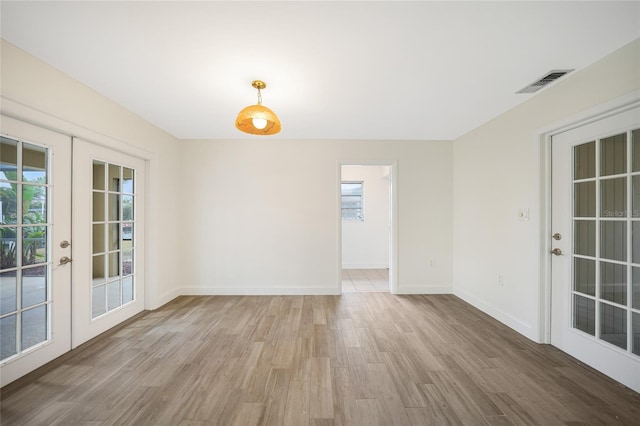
[235,80,281,136]
[235,104,281,135]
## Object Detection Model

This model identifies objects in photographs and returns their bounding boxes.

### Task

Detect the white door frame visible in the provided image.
[337,160,398,294]
[538,90,640,344]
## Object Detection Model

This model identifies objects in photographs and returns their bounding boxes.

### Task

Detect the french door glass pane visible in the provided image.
[574,258,595,296]
[92,224,105,254]
[574,182,596,217]
[22,144,47,182]
[599,262,626,305]
[91,161,136,318]
[107,281,120,311]
[123,277,133,304]
[633,129,640,172]
[1,137,18,172]
[600,221,626,262]
[0,272,17,315]
[600,178,626,217]
[574,141,595,179]
[0,137,51,361]
[632,176,640,217]
[1,185,17,224]
[633,312,640,356]
[108,164,120,192]
[92,254,105,284]
[93,161,105,191]
[600,133,627,176]
[632,221,640,265]
[22,265,46,308]
[0,314,17,359]
[634,267,640,310]
[93,192,105,222]
[21,305,47,350]
[600,303,627,350]
[574,220,595,256]
[122,168,134,193]
[92,285,106,318]
[22,227,47,265]
[1,228,17,268]
[108,194,119,221]
[574,294,595,336]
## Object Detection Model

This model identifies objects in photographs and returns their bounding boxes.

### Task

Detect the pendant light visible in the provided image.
[235,80,281,135]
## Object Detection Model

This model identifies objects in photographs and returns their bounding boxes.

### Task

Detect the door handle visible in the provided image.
[551,248,562,256]
[58,256,72,265]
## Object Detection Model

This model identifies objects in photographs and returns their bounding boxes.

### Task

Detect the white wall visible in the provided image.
[0,39,182,308]
[179,139,453,295]
[341,165,390,269]
[452,38,640,342]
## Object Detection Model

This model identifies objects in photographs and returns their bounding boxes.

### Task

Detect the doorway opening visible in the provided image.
[339,163,396,293]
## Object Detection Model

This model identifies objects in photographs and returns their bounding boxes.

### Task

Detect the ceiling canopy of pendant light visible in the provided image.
[235,80,281,136]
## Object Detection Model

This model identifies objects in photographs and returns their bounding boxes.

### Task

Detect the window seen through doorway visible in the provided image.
[341,182,364,222]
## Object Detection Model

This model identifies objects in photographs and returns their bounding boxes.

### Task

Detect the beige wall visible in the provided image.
[452,38,640,341]
[178,139,453,294]
[1,39,182,308]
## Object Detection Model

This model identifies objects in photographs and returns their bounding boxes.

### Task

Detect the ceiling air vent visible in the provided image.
[516,69,574,94]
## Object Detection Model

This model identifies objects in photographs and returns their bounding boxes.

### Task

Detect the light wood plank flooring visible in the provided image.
[1,293,639,425]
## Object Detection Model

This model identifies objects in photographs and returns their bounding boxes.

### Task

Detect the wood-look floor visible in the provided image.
[1,294,639,425]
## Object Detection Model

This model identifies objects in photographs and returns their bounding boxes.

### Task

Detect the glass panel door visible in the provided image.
[72,138,145,348]
[551,105,640,393]
[0,116,71,387]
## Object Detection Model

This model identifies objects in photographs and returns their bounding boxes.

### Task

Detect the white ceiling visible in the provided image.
[1,1,639,140]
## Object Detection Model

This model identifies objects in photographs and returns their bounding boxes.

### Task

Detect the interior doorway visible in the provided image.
[339,164,396,293]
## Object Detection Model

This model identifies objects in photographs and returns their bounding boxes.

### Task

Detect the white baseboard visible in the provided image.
[394,285,452,294]
[179,286,341,296]
[453,287,537,342]
[342,264,389,269]
[149,288,182,310]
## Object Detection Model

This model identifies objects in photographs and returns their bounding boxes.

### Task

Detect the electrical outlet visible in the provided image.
[498,275,504,286]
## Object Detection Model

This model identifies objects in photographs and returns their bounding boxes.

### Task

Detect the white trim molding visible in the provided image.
[179,287,341,296]
[396,285,453,295]
[454,287,536,341]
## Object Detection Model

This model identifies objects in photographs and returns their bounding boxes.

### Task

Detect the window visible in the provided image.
[341,181,363,221]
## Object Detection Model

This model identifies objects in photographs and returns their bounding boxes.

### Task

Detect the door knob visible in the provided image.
[551,248,562,256]
[58,256,72,265]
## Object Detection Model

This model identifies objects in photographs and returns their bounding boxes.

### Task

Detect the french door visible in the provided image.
[71,138,145,347]
[551,105,640,393]
[0,116,72,387]
[1,118,146,386]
